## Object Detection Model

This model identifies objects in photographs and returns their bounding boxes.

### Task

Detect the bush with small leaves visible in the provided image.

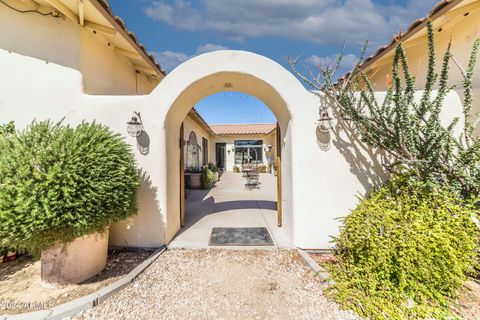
[329,176,479,319]
[201,167,216,189]
[0,121,140,253]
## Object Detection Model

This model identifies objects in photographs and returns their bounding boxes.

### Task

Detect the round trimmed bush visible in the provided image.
[201,167,216,189]
[0,121,140,253]
[330,176,479,319]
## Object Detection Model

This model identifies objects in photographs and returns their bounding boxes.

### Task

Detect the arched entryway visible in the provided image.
[140,50,323,247]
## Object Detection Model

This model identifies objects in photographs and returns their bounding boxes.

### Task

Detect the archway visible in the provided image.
[141,50,322,247]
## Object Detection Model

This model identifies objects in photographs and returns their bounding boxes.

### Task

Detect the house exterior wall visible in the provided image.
[182,116,214,169]
[0,46,466,248]
[0,3,157,96]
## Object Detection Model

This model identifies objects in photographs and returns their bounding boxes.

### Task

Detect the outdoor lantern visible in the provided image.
[317,111,333,133]
[127,111,143,137]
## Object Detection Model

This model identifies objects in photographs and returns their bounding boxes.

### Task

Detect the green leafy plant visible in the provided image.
[201,167,216,189]
[0,120,140,253]
[291,21,480,198]
[207,163,218,173]
[257,164,267,173]
[233,165,240,173]
[0,121,15,137]
[328,176,479,319]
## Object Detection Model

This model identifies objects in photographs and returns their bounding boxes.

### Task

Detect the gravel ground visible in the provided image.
[74,249,360,320]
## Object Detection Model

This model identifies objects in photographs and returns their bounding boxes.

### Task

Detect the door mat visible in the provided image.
[209,227,274,246]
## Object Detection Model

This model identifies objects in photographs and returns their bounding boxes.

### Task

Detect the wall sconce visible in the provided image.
[317,111,333,133]
[127,111,143,137]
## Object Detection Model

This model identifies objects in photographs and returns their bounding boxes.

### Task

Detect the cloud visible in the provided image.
[196,43,229,55]
[305,53,359,70]
[154,43,230,72]
[144,0,438,46]
[153,50,189,72]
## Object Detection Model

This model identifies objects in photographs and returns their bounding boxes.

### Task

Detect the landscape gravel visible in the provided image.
[73,249,361,320]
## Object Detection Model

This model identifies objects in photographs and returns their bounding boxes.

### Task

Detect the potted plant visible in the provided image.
[0,121,140,285]
[185,167,202,189]
[233,165,240,173]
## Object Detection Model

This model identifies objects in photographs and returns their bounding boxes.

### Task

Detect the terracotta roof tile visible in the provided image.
[209,124,276,135]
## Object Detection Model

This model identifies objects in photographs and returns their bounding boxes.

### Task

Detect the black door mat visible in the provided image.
[209,227,274,246]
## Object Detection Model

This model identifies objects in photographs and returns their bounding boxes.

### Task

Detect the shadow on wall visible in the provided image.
[136,130,150,155]
[317,96,388,195]
[109,171,165,247]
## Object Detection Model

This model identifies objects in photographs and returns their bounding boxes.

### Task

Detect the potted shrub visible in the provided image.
[233,165,240,173]
[185,167,202,189]
[0,121,140,285]
[258,164,267,173]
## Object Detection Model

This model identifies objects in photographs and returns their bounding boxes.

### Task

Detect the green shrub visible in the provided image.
[0,121,140,253]
[207,163,218,173]
[0,121,15,137]
[233,165,240,173]
[201,168,216,189]
[329,176,479,319]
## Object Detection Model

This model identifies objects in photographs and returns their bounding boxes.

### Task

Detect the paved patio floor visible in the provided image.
[169,172,291,248]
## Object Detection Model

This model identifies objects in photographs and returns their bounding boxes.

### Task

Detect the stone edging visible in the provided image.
[2,246,167,320]
[297,249,334,285]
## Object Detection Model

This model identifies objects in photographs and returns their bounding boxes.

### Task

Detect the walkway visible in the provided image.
[169,172,290,248]
[75,249,360,320]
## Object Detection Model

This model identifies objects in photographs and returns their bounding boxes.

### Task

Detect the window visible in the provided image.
[186,132,200,170]
[202,137,208,166]
[234,140,263,165]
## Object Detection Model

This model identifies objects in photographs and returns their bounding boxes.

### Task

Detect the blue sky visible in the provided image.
[109,0,437,124]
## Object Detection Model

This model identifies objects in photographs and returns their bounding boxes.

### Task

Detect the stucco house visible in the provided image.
[0,0,478,249]
[183,108,277,172]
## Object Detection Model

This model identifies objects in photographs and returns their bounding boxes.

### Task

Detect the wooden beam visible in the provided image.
[44,0,77,22]
[134,65,156,75]
[84,21,117,36]
[114,47,141,60]
[78,0,84,25]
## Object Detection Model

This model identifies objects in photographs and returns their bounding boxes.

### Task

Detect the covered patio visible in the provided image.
[169,172,291,248]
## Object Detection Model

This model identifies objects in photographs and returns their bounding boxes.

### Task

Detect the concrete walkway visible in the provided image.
[169,172,291,248]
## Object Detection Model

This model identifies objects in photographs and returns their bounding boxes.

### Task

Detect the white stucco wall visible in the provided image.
[182,116,214,169]
[0,48,467,249]
[0,3,157,95]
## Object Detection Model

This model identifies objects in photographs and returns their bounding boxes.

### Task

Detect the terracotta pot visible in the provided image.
[188,173,202,189]
[41,229,108,286]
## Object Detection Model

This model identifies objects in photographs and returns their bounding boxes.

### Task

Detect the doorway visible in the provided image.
[215,143,226,171]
